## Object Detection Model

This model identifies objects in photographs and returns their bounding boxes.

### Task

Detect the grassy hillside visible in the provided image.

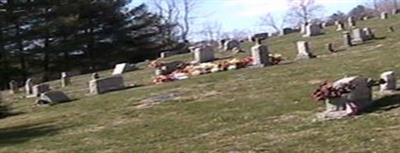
[1,15,400,153]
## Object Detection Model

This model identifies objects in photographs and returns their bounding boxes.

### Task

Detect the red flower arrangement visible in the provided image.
[312,81,355,101]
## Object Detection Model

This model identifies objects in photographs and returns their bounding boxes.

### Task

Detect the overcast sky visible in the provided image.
[132,0,369,38]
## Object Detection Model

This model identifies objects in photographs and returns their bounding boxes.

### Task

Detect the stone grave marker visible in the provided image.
[39,91,71,104]
[251,39,270,67]
[194,45,214,63]
[303,24,321,37]
[380,71,396,93]
[343,32,353,47]
[336,22,345,31]
[393,9,400,15]
[281,28,295,35]
[25,78,33,96]
[89,75,125,95]
[224,40,241,51]
[381,12,388,19]
[112,63,128,75]
[318,76,373,120]
[362,27,374,40]
[326,43,336,53]
[300,23,308,34]
[32,84,50,97]
[352,28,367,44]
[296,41,316,60]
[248,33,269,42]
[9,80,18,94]
[61,72,71,88]
[348,17,356,28]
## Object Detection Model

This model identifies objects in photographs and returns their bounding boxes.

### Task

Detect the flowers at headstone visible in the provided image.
[311,81,355,102]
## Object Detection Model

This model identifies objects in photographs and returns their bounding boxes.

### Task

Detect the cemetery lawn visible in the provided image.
[2,16,400,153]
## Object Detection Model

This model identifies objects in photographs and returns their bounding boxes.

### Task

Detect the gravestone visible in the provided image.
[303,24,321,37]
[352,28,367,44]
[25,78,33,96]
[9,80,18,94]
[155,61,184,75]
[112,63,128,75]
[224,40,241,51]
[336,22,345,31]
[362,27,374,40]
[381,12,388,19]
[251,39,270,67]
[348,17,356,28]
[300,23,308,34]
[39,91,71,104]
[380,71,396,93]
[219,39,228,49]
[89,75,125,95]
[194,45,214,63]
[362,16,369,20]
[296,41,316,60]
[61,72,71,88]
[32,84,50,97]
[343,32,353,47]
[248,33,269,42]
[281,28,295,35]
[318,76,373,120]
[160,51,177,58]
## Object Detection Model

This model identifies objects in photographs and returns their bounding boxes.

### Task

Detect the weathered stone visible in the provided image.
[380,71,397,92]
[61,72,71,88]
[348,17,356,28]
[251,41,270,67]
[381,12,388,19]
[39,91,70,104]
[112,63,128,75]
[89,75,125,95]
[25,78,33,96]
[194,46,214,63]
[318,76,373,120]
[9,80,18,94]
[303,24,321,37]
[296,41,316,59]
[393,9,400,15]
[343,32,353,47]
[32,84,50,97]
[336,22,345,31]
[281,28,295,35]
[248,33,269,42]
[362,27,374,40]
[300,23,308,34]
[352,28,367,44]
[224,40,241,51]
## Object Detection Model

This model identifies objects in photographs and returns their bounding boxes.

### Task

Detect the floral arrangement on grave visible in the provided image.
[151,55,284,84]
[311,81,355,102]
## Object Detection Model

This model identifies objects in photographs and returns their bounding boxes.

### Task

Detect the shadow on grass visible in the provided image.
[363,94,400,114]
[0,121,64,146]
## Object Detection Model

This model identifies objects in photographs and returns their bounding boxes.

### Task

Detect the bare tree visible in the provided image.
[287,0,323,25]
[259,13,288,33]
[198,21,222,41]
[150,0,198,41]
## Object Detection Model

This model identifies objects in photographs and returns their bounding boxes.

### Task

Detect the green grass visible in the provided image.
[1,15,400,153]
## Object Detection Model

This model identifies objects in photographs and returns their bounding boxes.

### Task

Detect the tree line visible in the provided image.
[0,0,182,89]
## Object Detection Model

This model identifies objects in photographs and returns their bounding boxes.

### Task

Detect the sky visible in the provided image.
[132,0,369,38]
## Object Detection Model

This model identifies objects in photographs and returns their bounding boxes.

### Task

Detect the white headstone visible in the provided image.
[380,71,397,92]
[296,41,315,59]
[39,91,70,104]
[89,75,125,95]
[61,72,71,88]
[25,78,33,95]
[336,22,344,31]
[381,12,388,19]
[194,46,214,63]
[348,17,356,28]
[9,80,18,94]
[112,63,128,75]
[352,28,366,44]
